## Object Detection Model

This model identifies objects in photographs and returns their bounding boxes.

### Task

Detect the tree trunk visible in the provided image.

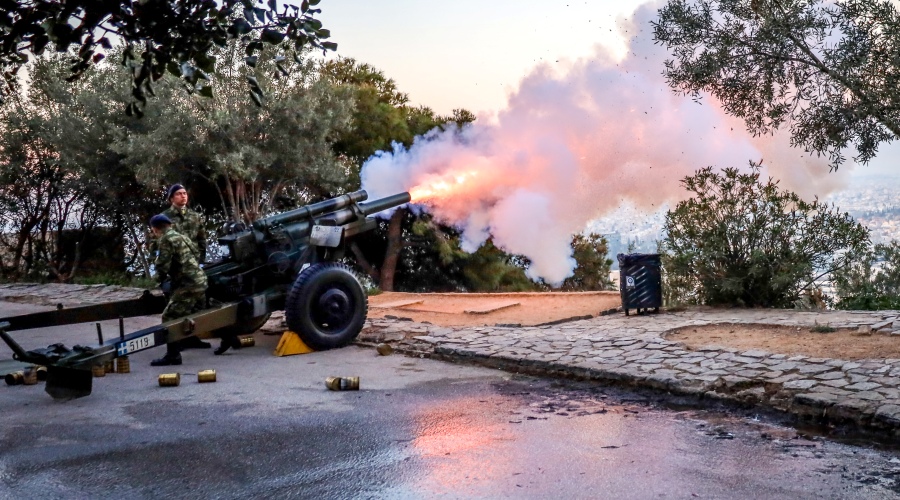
[224,179,238,222]
[379,207,406,292]
[11,229,28,277]
[349,241,380,283]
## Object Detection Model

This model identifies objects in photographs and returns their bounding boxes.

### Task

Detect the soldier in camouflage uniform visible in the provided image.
[148,214,208,366]
[149,184,212,349]
[158,183,208,263]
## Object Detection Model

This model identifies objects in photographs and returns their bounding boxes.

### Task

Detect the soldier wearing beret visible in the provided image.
[148,214,208,366]
[161,183,208,263]
[149,184,212,349]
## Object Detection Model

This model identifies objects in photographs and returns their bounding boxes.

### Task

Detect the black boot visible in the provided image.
[152,343,182,366]
[214,335,241,356]
[150,352,182,366]
[181,336,212,349]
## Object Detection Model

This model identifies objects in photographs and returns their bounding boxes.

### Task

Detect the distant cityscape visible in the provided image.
[589,174,900,269]
[823,175,900,245]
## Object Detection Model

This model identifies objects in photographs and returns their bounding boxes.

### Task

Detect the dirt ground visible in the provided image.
[368,291,622,327]
[666,323,900,360]
[369,292,899,359]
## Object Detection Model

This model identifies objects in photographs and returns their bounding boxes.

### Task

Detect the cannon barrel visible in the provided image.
[315,192,411,226]
[253,190,368,230]
[359,192,411,216]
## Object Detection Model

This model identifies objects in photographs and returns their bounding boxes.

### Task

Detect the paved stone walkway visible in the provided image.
[0,283,145,307]
[3,283,900,436]
[360,308,900,437]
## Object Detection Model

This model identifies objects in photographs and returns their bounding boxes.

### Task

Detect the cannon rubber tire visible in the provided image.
[212,313,272,338]
[285,262,368,351]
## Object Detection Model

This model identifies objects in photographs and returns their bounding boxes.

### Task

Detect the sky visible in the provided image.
[318,0,643,116]
[317,0,900,179]
[316,0,898,283]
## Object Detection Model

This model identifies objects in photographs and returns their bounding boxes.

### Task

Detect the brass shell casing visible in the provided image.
[92,364,106,378]
[115,357,131,374]
[376,343,393,356]
[197,370,217,383]
[325,376,360,391]
[5,371,23,386]
[239,336,255,347]
[35,366,48,381]
[158,373,181,387]
[21,367,38,385]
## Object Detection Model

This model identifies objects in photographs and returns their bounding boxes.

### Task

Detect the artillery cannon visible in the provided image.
[0,190,410,400]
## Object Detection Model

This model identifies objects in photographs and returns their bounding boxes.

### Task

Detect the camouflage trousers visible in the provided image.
[162,286,207,322]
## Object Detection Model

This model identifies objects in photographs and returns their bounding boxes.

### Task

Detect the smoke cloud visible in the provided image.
[361,3,851,285]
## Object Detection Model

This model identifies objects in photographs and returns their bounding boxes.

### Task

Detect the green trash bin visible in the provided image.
[617,253,662,316]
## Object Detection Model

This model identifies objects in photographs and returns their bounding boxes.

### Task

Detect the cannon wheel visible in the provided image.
[285,262,368,351]
[212,313,272,338]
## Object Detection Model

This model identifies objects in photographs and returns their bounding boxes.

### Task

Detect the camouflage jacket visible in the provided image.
[148,205,208,262]
[154,228,208,290]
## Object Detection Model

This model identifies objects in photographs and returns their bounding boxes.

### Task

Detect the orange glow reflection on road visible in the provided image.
[410,396,516,491]
[407,394,666,496]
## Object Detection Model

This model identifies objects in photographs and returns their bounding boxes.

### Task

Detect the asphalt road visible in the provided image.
[2,302,900,499]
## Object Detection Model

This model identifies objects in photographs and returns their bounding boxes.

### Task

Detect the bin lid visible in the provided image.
[617,253,661,266]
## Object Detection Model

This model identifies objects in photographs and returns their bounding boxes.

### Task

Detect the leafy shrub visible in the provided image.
[663,165,869,307]
[558,233,614,291]
[833,241,900,310]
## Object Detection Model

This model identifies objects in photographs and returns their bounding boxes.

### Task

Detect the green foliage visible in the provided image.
[0,53,157,280]
[558,233,615,291]
[0,43,355,279]
[114,44,355,223]
[321,57,475,169]
[810,323,836,333]
[319,58,478,290]
[461,241,538,292]
[833,241,900,310]
[73,272,156,289]
[653,0,900,167]
[663,165,869,307]
[321,57,414,166]
[367,213,615,293]
[390,214,537,292]
[0,0,334,112]
[392,218,616,293]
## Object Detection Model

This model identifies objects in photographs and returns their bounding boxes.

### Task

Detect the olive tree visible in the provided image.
[663,165,869,307]
[653,0,900,167]
[115,43,355,224]
[0,54,157,280]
